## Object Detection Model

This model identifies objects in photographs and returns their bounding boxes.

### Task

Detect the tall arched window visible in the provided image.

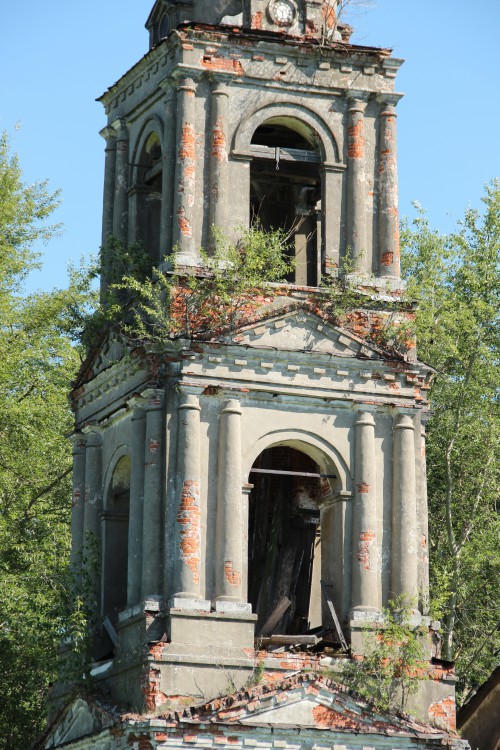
[250,118,322,286]
[132,131,163,265]
[102,456,130,624]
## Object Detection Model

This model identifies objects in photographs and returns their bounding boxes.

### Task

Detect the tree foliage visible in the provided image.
[0,133,93,748]
[401,181,500,703]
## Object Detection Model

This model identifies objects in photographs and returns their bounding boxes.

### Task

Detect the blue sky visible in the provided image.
[2,0,499,292]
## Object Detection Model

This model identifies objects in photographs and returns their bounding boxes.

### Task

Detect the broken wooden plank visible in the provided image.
[258,596,292,636]
[320,580,349,653]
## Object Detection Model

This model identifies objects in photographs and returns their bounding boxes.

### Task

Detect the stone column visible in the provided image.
[159,81,177,261]
[208,80,229,240]
[141,391,164,599]
[172,78,198,265]
[346,95,368,272]
[417,420,430,614]
[172,394,209,609]
[215,400,248,611]
[351,412,380,615]
[83,427,103,611]
[127,404,147,606]
[99,127,117,298]
[378,96,401,277]
[70,434,87,579]
[112,119,129,243]
[391,413,419,609]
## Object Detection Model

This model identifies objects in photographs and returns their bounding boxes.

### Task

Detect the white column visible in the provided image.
[215,400,249,612]
[391,413,419,610]
[141,391,164,599]
[417,420,430,614]
[378,96,401,277]
[208,80,229,240]
[351,412,380,615]
[112,119,129,243]
[346,95,368,272]
[171,394,209,609]
[127,404,146,606]
[70,434,87,580]
[83,427,103,613]
[159,81,177,261]
[172,78,198,265]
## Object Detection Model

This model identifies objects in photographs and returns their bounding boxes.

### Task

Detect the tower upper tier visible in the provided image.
[146,0,351,48]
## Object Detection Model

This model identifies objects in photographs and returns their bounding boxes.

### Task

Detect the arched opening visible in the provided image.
[132,131,163,264]
[248,446,329,635]
[250,117,322,287]
[102,456,130,624]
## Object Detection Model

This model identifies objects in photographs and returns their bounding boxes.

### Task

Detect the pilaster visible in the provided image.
[70,434,87,581]
[173,77,199,265]
[141,390,165,599]
[127,402,147,606]
[172,393,209,610]
[208,80,230,242]
[82,426,103,610]
[346,94,369,273]
[378,95,402,277]
[99,126,117,298]
[391,413,419,609]
[159,81,177,261]
[112,119,129,243]
[351,411,380,616]
[215,399,250,612]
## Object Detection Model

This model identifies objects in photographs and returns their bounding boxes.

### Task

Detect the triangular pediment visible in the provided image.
[228,309,384,360]
[179,674,447,740]
[41,697,115,749]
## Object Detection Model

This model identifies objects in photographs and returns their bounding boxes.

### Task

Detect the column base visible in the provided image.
[214,599,252,614]
[169,596,211,612]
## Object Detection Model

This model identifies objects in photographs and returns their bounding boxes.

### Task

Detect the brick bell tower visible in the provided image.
[38,2,468,749]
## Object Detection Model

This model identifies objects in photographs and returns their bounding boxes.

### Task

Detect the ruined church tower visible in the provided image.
[38,2,468,748]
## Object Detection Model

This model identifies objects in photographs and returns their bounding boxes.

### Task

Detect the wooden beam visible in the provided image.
[258,597,291,637]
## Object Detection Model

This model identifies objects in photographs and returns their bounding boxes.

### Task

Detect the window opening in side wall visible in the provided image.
[102,455,130,626]
[250,118,322,287]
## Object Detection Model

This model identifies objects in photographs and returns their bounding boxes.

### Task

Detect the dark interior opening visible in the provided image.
[250,121,321,286]
[102,456,130,627]
[248,446,322,636]
[135,132,162,265]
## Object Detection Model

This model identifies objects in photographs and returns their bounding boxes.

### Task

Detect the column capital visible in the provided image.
[99,126,117,142]
[176,76,198,94]
[159,76,177,94]
[142,389,165,410]
[377,93,404,111]
[111,118,129,138]
[179,393,201,412]
[211,80,230,97]
[82,424,103,446]
[70,432,88,452]
[221,398,242,415]
[394,413,415,431]
[347,90,370,110]
[355,411,376,428]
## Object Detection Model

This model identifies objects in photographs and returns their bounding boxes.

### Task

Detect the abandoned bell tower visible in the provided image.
[38,2,469,749]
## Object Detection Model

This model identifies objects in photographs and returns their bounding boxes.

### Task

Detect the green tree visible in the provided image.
[0,132,93,747]
[401,181,500,703]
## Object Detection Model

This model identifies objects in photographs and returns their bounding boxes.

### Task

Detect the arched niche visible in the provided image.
[130,119,164,265]
[102,454,131,625]
[243,431,352,640]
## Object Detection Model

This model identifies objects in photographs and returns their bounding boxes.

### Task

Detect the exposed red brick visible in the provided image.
[428,695,456,731]
[357,530,376,571]
[224,561,241,586]
[357,482,371,494]
[149,439,160,454]
[313,704,361,730]
[251,12,263,29]
[322,1,336,29]
[380,251,394,267]
[177,479,201,583]
[202,55,244,74]
[348,119,364,159]
[177,208,193,238]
